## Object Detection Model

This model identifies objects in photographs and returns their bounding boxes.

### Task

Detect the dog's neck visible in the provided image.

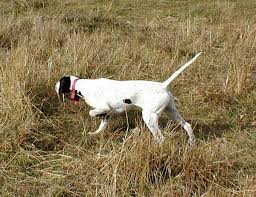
[70,76,79,90]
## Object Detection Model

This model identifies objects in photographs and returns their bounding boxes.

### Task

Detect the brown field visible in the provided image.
[0,0,256,196]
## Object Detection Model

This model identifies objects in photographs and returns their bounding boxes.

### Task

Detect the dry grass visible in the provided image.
[0,0,256,196]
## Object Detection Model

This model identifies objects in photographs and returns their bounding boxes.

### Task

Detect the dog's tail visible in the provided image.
[162,52,202,88]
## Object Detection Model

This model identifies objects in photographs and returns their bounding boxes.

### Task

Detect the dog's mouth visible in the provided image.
[56,92,81,105]
[57,93,65,103]
[56,91,80,104]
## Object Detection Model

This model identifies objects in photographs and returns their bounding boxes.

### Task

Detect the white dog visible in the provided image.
[55,53,202,144]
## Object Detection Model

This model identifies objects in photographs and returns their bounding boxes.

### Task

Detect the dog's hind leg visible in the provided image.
[88,116,109,135]
[142,110,164,144]
[167,98,195,145]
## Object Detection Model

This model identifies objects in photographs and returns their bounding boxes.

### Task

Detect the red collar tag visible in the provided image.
[70,79,79,105]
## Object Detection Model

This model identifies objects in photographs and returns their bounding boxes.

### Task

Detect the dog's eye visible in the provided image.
[123,99,132,104]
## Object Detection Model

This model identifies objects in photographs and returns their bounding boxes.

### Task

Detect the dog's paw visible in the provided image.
[155,134,165,145]
[88,131,99,135]
[188,137,196,147]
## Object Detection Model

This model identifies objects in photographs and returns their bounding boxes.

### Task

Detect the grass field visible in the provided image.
[0,0,256,196]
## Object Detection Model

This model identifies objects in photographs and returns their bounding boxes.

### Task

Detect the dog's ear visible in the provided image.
[59,76,71,93]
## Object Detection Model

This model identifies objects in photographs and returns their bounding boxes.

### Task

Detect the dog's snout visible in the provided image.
[55,81,63,102]
[55,81,60,94]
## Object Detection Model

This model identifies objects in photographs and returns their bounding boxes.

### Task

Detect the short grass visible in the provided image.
[0,0,256,196]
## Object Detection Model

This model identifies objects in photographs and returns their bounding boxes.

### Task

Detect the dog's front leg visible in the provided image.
[88,107,110,135]
[88,116,109,135]
[89,108,110,117]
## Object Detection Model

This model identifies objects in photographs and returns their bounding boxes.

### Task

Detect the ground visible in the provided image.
[0,0,256,196]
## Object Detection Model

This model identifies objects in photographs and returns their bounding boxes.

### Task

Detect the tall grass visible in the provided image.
[0,0,256,196]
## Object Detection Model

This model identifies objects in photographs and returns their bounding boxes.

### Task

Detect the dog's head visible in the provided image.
[55,75,80,102]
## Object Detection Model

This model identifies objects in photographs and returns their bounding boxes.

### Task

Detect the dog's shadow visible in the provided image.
[159,116,232,142]
[192,121,232,141]
[110,112,232,142]
[108,112,142,132]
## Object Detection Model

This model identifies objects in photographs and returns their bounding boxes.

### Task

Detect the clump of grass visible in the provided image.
[0,0,256,196]
[12,0,55,12]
